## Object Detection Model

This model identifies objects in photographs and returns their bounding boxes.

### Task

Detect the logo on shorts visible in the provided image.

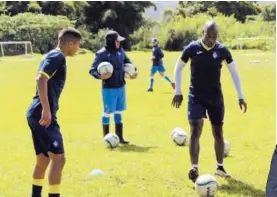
[53,141,59,147]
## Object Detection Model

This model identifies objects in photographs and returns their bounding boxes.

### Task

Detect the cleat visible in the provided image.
[215,166,231,178]
[188,167,199,183]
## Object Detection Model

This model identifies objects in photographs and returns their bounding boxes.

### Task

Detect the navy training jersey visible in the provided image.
[89,47,131,89]
[152,45,164,66]
[181,40,233,101]
[28,49,66,116]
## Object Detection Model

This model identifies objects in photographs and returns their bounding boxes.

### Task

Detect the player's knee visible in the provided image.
[212,125,223,140]
[50,154,66,169]
[36,156,50,171]
[60,156,66,168]
[160,72,164,77]
[189,119,203,139]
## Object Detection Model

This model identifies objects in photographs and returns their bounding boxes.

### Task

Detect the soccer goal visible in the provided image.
[0,41,33,59]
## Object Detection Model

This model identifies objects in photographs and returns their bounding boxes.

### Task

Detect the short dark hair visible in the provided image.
[58,27,82,44]
[204,21,219,33]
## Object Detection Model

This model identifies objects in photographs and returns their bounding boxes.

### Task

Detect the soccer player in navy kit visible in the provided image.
[26,28,81,197]
[147,38,175,92]
[89,30,137,144]
[172,21,247,182]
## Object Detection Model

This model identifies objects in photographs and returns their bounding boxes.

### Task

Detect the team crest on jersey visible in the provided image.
[213,52,218,59]
[53,141,59,147]
[118,52,121,56]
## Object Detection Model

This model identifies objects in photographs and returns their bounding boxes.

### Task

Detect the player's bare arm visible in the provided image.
[36,74,52,127]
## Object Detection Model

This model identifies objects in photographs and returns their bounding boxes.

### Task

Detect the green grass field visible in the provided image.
[0,50,275,197]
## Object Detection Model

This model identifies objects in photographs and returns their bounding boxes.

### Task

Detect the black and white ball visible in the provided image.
[224,140,231,157]
[195,174,217,197]
[124,63,137,78]
[97,61,114,75]
[171,127,187,146]
[104,133,120,148]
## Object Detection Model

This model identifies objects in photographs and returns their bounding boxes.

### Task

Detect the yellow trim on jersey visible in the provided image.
[201,40,215,51]
[39,69,58,79]
[49,184,60,194]
[33,179,44,187]
[39,71,50,79]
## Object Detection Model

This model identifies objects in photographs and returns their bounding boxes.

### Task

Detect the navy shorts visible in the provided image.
[27,111,64,157]
[266,145,277,197]
[188,95,225,126]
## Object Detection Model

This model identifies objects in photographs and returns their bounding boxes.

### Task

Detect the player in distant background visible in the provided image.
[147,38,175,92]
[26,28,82,197]
[89,30,137,144]
[172,21,247,183]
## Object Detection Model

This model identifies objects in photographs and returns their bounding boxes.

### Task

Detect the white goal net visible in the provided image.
[0,41,33,59]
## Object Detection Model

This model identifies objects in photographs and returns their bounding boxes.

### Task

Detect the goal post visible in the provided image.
[0,41,33,58]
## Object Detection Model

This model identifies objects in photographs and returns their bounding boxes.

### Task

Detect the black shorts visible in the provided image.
[27,114,64,157]
[266,145,277,197]
[188,95,225,126]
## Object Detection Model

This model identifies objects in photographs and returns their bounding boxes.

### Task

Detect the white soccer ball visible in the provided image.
[171,127,187,146]
[97,61,114,75]
[224,140,231,157]
[103,133,120,148]
[195,174,217,197]
[124,63,137,78]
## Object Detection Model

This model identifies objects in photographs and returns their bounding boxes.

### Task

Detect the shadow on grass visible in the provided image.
[219,178,265,197]
[117,144,157,153]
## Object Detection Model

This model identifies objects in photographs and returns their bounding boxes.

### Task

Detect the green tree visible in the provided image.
[5,1,29,16]
[0,13,73,53]
[261,3,276,21]
[27,2,41,13]
[83,1,155,49]
[177,1,261,23]
[0,1,7,15]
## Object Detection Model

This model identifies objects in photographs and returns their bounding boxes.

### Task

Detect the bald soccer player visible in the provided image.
[172,21,247,183]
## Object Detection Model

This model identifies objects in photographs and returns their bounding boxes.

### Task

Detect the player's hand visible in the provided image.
[172,94,183,108]
[152,56,156,60]
[130,68,138,80]
[239,99,247,113]
[101,72,112,80]
[39,108,52,128]
[130,72,138,79]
